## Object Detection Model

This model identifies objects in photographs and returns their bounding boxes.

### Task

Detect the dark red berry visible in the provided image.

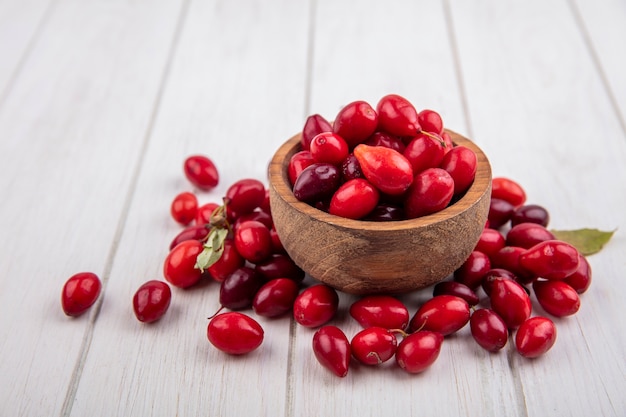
[184,155,219,190]
[350,327,397,365]
[312,325,351,377]
[133,280,172,323]
[61,272,102,317]
[293,284,339,328]
[408,295,470,336]
[515,316,557,358]
[470,309,508,352]
[395,331,443,374]
[252,278,300,318]
[349,295,410,330]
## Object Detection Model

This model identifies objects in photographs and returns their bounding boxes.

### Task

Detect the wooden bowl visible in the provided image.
[268,130,492,295]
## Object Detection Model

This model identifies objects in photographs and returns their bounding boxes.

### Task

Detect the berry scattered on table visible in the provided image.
[61,272,102,317]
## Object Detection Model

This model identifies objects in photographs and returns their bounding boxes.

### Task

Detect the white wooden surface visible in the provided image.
[0,0,624,416]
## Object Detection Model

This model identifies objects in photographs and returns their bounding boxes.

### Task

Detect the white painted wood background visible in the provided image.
[0,0,624,416]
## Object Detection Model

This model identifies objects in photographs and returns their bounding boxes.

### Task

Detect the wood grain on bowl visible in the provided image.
[268,130,492,295]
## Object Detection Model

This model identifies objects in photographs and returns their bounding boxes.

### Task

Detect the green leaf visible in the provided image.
[550,228,616,256]
[195,228,229,272]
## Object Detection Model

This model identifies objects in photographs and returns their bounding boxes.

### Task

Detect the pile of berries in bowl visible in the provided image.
[268,94,492,295]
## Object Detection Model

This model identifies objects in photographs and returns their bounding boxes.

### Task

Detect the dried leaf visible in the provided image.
[550,228,616,256]
[195,227,229,271]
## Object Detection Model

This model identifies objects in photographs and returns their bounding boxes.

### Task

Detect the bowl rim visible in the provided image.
[268,129,492,232]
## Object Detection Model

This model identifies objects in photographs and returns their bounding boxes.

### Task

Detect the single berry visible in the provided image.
[293,284,339,328]
[350,327,398,365]
[184,155,219,190]
[349,295,410,330]
[207,312,264,355]
[395,331,443,374]
[61,272,102,317]
[515,316,557,358]
[312,325,351,377]
[132,280,172,323]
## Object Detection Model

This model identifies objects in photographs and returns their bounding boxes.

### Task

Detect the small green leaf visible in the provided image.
[550,228,616,256]
[195,228,230,271]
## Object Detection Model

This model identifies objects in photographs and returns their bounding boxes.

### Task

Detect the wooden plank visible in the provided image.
[0,0,52,102]
[0,1,184,415]
[68,0,310,415]
[289,1,523,416]
[448,0,626,415]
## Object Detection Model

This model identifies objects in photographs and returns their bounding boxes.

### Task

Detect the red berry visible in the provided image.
[292,163,341,203]
[404,168,454,219]
[403,133,446,175]
[163,240,204,288]
[408,295,470,336]
[207,312,264,355]
[340,153,364,181]
[453,250,492,289]
[329,178,380,219]
[506,223,555,249]
[170,191,198,225]
[489,277,532,329]
[302,114,333,151]
[169,224,211,250]
[234,220,272,263]
[225,178,266,215]
[511,204,550,227]
[312,325,351,377]
[353,144,414,196]
[375,94,421,137]
[252,278,300,318]
[433,281,479,306]
[350,327,398,365]
[474,228,506,259]
[488,198,516,229]
[194,202,220,225]
[481,268,519,296]
[533,280,581,317]
[491,177,526,207]
[310,132,350,166]
[395,331,443,374]
[349,295,410,330]
[132,280,172,323]
[563,253,592,294]
[206,239,244,282]
[365,131,405,153]
[515,316,557,358]
[293,284,339,328]
[219,267,264,311]
[439,145,477,195]
[61,272,102,317]
[470,309,508,352]
[254,254,305,283]
[184,155,219,190]
[288,150,316,185]
[491,246,536,284]
[519,240,580,280]
[332,100,379,147]
[417,109,444,135]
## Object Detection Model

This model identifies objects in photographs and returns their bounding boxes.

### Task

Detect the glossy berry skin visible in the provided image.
[439,145,477,195]
[376,94,421,137]
[519,240,580,280]
[395,331,443,374]
[219,267,264,311]
[293,284,339,328]
[340,154,364,181]
[454,250,491,289]
[184,155,219,190]
[403,134,445,175]
[252,278,300,318]
[292,163,341,203]
[515,316,557,358]
[234,210,273,232]
[349,295,410,330]
[170,191,198,225]
[533,280,581,317]
[404,168,454,219]
[409,295,470,335]
[332,100,379,147]
[288,150,316,185]
[365,131,405,153]
[481,268,519,297]
[506,223,555,249]
[353,144,414,195]
[301,113,333,151]
[169,224,211,250]
[491,177,526,207]
[132,280,172,323]
[433,281,479,306]
[474,228,506,259]
[61,272,102,317]
[194,202,220,225]
[207,239,244,282]
[312,325,351,377]
[207,312,264,355]
[470,309,508,352]
[489,277,532,329]
[226,178,266,215]
[511,204,550,227]
[329,178,379,219]
[563,253,592,294]
[254,254,305,283]
[350,327,397,365]
[310,132,350,165]
[417,109,444,135]
[364,204,405,221]
[488,198,516,229]
[163,240,204,288]
[491,246,536,284]
[234,220,272,263]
